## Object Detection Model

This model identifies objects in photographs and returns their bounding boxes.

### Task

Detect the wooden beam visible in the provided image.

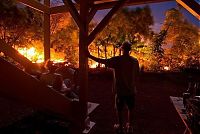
[79,0,90,131]
[0,39,40,72]
[50,4,80,14]
[17,0,49,13]
[44,0,51,62]
[87,0,126,45]
[50,0,173,14]
[62,0,83,29]
[93,0,174,10]
[50,5,69,14]
[88,7,98,23]
[176,0,200,20]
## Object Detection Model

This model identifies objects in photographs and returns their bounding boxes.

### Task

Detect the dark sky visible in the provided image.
[94,1,200,32]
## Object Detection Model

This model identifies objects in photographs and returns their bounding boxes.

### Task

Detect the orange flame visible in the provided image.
[17,47,65,63]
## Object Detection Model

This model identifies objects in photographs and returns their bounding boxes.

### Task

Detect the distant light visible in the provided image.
[164,66,170,71]
[35,59,44,63]
[90,62,98,68]
[53,59,65,63]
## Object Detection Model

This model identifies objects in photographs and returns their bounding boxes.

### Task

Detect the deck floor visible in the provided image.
[88,72,187,134]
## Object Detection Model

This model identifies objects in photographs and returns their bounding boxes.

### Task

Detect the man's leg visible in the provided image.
[126,95,135,133]
[127,108,134,126]
[115,95,124,132]
[116,109,123,131]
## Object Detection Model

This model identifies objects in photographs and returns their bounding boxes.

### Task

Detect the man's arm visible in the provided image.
[87,50,107,64]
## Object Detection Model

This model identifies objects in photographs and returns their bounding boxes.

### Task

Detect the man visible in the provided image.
[87,41,139,133]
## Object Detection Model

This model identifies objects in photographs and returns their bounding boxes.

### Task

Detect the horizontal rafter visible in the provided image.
[17,0,49,13]
[94,0,174,10]
[50,0,173,14]
[50,5,70,14]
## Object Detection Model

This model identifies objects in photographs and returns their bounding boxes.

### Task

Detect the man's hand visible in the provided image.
[85,48,106,64]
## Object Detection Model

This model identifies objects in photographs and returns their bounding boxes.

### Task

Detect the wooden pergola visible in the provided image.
[7,0,200,132]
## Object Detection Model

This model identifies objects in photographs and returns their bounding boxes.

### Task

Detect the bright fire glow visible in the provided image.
[27,47,35,57]
[90,62,98,68]
[16,46,65,63]
[89,62,105,68]
[164,66,170,71]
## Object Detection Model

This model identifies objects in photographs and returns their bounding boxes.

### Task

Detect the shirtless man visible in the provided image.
[87,41,139,133]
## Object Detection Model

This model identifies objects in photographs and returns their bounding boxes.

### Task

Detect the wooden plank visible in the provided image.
[62,0,83,29]
[87,0,126,45]
[50,5,70,14]
[50,0,173,14]
[93,0,173,10]
[44,0,51,62]
[17,0,49,13]
[82,121,95,134]
[0,39,40,72]
[176,0,200,20]
[87,102,99,115]
[170,96,192,134]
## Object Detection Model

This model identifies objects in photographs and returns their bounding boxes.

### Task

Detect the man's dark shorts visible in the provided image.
[115,94,135,111]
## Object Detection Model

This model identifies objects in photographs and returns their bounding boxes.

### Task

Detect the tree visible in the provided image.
[0,0,42,47]
[93,6,154,60]
[150,23,171,71]
[51,17,79,66]
[161,8,200,70]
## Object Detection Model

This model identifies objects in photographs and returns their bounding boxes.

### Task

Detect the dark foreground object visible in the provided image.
[0,71,188,134]
[0,111,69,134]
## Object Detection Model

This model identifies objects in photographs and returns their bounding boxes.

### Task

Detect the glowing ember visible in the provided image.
[164,66,170,71]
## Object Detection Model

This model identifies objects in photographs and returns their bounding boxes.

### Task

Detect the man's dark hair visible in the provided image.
[121,41,132,51]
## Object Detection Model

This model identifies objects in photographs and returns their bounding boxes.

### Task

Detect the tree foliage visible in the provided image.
[161,8,200,70]
[51,16,79,66]
[0,0,42,47]
[93,6,154,59]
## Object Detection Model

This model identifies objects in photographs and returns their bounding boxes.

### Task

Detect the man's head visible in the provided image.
[121,41,132,53]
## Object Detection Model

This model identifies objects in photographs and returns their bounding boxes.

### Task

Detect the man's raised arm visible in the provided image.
[87,49,107,64]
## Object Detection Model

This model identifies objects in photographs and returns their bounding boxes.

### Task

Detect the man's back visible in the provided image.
[107,55,139,96]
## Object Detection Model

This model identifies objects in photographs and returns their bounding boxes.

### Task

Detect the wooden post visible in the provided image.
[44,0,50,61]
[79,0,89,130]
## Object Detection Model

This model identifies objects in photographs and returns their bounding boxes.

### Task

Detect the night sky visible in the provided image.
[94,1,200,32]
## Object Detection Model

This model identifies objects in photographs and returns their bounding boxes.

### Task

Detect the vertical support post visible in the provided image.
[79,0,89,130]
[44,0,50,62]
